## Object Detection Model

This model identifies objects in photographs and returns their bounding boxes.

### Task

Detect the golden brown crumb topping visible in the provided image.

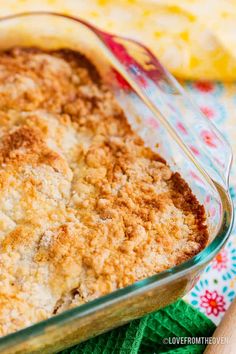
[0,48,208,336]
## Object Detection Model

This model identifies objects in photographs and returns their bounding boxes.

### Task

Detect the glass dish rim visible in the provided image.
[0,11,233,348]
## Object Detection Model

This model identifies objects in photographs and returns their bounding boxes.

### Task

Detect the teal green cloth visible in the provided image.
[61,300,216,354]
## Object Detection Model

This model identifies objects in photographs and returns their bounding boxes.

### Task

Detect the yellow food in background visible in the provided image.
[1,0,236,80]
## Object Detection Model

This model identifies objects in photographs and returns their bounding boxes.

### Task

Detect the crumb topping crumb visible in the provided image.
[0,47,208,336]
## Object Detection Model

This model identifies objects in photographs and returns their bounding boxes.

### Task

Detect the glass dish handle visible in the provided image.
[96,30,233,192]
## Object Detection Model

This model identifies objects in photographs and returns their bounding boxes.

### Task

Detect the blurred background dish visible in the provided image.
[1,0,236,80]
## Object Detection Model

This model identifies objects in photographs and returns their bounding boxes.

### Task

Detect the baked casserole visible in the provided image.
[0,48,208,336]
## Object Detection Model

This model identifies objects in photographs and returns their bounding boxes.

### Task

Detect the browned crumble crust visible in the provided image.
[0,47,208,336]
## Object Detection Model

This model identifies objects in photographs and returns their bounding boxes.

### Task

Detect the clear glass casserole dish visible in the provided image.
[0,11,233,354]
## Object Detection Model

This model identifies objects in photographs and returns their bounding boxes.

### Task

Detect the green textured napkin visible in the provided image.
[61,300,216,354]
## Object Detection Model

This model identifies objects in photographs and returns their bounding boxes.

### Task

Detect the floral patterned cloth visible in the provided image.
[183,81,236,325]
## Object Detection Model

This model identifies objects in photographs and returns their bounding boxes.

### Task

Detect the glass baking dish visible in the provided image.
[0,12,233,354]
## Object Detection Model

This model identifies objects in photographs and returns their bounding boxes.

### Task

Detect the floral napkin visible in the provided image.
[183,80,236,324]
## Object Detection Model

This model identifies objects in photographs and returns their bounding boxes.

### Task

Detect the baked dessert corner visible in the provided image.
[0,47,208,336]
